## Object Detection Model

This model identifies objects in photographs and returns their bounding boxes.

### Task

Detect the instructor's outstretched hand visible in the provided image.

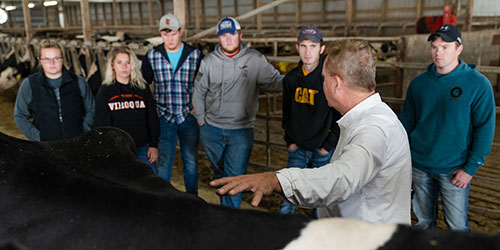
[210,172,282,207]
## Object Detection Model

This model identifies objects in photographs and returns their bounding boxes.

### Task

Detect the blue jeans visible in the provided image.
[200,123,254,209]
[157,115,199,195]
[280,146,333,215]
[136,145,157,175]
[412,167,471,231]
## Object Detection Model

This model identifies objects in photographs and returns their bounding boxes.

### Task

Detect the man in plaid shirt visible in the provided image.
[141,13,203,195]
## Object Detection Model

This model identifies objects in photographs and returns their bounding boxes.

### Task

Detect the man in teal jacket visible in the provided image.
[400,24,495,231]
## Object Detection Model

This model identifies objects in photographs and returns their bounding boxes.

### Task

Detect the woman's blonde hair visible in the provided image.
[102,46,147,89]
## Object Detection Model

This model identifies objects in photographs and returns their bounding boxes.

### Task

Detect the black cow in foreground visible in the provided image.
[0,127,499,250]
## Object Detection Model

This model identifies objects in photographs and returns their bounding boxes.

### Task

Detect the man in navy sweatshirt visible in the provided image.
[400,24,496,231]
[280,26,341,215]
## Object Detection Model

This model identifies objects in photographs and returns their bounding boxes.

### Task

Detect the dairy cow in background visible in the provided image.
[0,48,33,90]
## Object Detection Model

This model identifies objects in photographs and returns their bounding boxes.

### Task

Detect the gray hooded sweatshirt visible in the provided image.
[192,42,283,129]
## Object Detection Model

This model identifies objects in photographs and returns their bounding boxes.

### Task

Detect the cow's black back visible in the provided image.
[0,128,310,250]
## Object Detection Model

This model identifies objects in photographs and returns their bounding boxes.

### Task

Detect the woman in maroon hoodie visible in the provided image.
[95,47,160,173]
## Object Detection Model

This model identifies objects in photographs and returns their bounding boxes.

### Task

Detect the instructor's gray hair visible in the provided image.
[324,39,376,92]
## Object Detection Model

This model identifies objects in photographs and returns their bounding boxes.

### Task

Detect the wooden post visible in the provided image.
[67,5,72,26]
[321,0,327,23]
[173,0,186,33]
[296,0,301,26]
[234,0,239,16]
[381,0,388,22]
[80,0,92,43]
[60,0,67,28]
[416,0,423,20]
[21,0,32,41]
[112,0,118,26]
[101,3,107,26]
[43,4,49,27]
[160,0,165,16]
[195,0,200,32]
[253,1,257,26]
[71,5,76,26]
[7,10,13,28]
[273,41,278,57]
[139,2,144,25]
[274,3,278,24]
[465,0,474,32]
[147,0,154,25]
[345,0,353,36]
[265,92,271,168]
[217,0,222,21]
[128,2,133,25]
[119,2,124,26]
[201,0,206,28]
[93,3,99,26]
[186,0,192,30]
[257,0,262,32]
[394,37,406,100]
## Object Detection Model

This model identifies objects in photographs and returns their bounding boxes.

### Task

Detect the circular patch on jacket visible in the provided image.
[450,87,462,98]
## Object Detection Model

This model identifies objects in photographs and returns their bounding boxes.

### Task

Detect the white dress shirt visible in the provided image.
[277,93,412,225]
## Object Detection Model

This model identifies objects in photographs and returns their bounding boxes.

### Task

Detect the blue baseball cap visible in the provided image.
[217,17,241,36]
[297,26,323,43]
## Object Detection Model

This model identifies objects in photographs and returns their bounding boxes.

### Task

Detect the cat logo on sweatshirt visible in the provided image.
[294,87,318,105]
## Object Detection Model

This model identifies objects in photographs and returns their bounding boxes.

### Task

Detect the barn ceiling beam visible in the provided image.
[187,0,292,41]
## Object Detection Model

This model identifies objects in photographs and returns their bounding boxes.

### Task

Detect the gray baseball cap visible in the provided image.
[159,13,181,31]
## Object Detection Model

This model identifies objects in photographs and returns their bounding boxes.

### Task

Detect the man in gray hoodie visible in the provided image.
[192,17,283,208]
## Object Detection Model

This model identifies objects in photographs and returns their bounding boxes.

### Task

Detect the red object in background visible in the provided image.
[415,5,457,34]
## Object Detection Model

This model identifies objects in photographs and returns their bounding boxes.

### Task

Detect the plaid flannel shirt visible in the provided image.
[146,45,201,124]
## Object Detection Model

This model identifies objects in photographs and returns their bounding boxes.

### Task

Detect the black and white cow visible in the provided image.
[0,127,499,250]
[0,49,34,90]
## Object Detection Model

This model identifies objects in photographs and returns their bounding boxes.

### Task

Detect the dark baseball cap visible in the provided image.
[427,24,462,44]
[297,26,323,43]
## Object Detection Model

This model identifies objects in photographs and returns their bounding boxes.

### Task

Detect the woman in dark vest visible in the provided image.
[95,47,160,172]
[14,40,95,142]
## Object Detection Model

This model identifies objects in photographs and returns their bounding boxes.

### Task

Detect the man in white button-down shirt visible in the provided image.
[210,39,412,224]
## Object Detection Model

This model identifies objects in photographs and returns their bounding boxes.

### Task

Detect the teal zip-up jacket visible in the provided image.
[400,60,495,176]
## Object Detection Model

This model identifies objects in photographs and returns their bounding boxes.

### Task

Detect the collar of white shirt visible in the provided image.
[338,93,381,127]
